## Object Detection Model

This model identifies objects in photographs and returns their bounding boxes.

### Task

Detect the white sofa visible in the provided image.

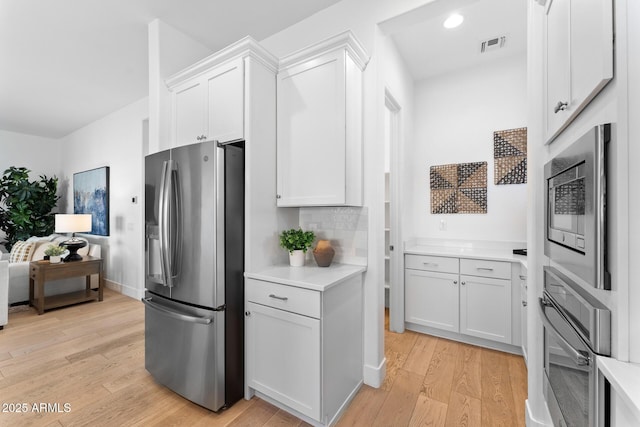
[0,234,101,305]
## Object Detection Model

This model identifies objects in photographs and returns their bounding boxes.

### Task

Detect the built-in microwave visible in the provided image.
[544,124,611,290]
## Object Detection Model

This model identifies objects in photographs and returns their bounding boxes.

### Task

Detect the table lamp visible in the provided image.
[55,214,92,261]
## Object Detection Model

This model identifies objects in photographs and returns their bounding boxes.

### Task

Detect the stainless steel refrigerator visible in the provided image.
[143,140,244,411]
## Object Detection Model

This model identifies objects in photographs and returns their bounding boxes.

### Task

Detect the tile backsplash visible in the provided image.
[299,207,368,266]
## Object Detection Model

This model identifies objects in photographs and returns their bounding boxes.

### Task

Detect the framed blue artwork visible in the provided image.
[73,166,110,236]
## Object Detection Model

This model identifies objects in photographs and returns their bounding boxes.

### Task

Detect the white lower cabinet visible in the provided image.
[459,274,511,344]
[246,301,321,419]
[405,269,459,332]
[245,274,363,425]
[405,254,518,348]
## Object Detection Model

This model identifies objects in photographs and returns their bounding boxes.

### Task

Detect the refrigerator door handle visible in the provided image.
[142,297,213,325]
[158,160,171,287]
[169,165,183,281]
[215,143,225,309]
[159,159,182,287]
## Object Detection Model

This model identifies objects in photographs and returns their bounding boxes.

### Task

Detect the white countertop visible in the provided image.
[245,263,366,292]
[597,356,640,421]
[405,244,527,269]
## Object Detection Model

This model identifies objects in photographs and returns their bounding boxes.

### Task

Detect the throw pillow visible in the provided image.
[9,241,36,263]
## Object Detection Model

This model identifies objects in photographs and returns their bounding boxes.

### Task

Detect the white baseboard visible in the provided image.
[104,279,143,301]
[363,357,386,388]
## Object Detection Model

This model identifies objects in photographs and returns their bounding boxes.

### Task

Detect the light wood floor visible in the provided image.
[0,289,527,426]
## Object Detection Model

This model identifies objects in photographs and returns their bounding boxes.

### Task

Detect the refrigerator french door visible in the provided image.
[143,140,244,411]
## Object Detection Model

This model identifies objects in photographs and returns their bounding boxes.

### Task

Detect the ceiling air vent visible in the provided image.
[480,36,507,53]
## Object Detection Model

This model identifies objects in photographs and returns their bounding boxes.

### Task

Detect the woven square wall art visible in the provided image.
[430,162,487,214]
[494,127,527,185]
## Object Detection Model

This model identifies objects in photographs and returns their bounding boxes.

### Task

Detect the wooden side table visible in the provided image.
[29,256,104,315]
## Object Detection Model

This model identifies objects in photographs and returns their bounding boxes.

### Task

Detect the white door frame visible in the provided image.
[384,89,404,333]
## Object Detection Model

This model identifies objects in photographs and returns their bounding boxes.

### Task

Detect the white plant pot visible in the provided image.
[49,255,62,264]
[288,250,305,267]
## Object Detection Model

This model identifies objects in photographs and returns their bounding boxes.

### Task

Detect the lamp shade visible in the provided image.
[55,214,92,233]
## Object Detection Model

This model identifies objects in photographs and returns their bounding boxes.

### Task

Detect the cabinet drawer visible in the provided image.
[460,258,511,280]
[405,254,459,274]
[246,278,320,319]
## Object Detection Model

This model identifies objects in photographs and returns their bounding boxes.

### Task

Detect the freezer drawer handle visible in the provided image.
[142,297,213,325]
[268,294,288,301]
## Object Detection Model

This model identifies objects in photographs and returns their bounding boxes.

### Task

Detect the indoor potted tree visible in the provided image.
[279,228,315,267]
[44,244,66,264]
[0,166,60,251]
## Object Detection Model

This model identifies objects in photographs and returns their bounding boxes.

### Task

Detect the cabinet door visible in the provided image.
[405,269,459,332]
[206,58,244,143]
[460,275,512,344]
[277,50,346,206]
[570,0,613,112]
[545,0,571,140]
[173,79,207,148]
[246,302,321,420]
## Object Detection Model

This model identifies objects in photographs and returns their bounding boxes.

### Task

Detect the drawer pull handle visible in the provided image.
[477,267,494,271]
[519,275,527,280]
[269,294,288,301]
[423,262,439,267]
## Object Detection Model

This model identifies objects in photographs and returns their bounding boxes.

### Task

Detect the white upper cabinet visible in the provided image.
[206,58,244,143]
[170,59,244,147]
[545,0,571,140]
[543,0,613,143]
[166,37,276,148]
[173,78,207,147]
[276,31,369,207]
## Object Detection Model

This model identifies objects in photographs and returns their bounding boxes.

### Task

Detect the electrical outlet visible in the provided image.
[439,219,447,231]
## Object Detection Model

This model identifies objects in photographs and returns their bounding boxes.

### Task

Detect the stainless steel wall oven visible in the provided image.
[540,267,611,427]
[544,123,612,289]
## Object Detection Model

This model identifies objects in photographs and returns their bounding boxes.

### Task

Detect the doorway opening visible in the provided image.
[384,89,403,333]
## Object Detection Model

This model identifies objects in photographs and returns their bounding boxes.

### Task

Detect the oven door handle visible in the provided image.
[539,298,591,366]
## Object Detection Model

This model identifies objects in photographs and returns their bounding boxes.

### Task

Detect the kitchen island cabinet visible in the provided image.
[244,264,365,426]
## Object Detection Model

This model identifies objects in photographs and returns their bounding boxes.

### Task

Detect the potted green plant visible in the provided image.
[279,228,315,267]
[44,244,66,264]
[0,166,60,251]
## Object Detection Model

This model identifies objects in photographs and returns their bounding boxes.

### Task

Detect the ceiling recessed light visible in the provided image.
[443,13,464,29]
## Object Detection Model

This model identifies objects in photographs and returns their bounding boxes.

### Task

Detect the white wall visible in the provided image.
[0,130,62,243]
[261,0,436,388]
[624,0,640,366]
[148,19,212,155]
[409,54,527,242]
[58,98,148,299]
[0,130,61,181]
